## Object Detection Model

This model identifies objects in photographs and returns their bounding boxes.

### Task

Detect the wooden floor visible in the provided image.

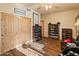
[1,37,61,56]
[1,49,25,56]
[41,37,61,56]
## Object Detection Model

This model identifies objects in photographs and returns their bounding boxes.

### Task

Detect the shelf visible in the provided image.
[62,28,72,40]
[48,23,59,39]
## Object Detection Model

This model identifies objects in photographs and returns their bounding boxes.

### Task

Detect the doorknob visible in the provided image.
[1,34,4,36]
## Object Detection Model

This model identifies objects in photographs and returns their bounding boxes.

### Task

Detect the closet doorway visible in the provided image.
[40,20,44,37]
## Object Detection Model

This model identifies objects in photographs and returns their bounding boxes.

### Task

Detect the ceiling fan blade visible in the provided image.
[37,7,42,10]
[55,6,59,9]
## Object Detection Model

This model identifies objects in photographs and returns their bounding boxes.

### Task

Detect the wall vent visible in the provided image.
[14,8,26,16]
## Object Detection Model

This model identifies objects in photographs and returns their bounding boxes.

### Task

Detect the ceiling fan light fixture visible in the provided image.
[45,5,52,10]
[45,5,48,10]
[49,5,52,8]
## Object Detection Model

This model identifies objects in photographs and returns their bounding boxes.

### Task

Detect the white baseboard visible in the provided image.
[15,44,23,48]
[16,40,32,48]
[25,40,32,44]
[0,40,33,55]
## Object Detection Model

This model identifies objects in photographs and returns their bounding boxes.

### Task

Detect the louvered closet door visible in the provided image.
[16,17,31,44]
[14,16,30,45]
[1,13,14,53]
[16,16,27,44]
[13,16,19,46]
[20,17,28,43]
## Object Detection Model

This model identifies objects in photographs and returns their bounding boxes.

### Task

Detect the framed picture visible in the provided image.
[33,12,39,26]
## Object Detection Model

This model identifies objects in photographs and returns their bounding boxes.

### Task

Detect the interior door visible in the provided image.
[40,21,44,37]
[1,13,5,52]
[1,13,14,53]
[0,13,1,54]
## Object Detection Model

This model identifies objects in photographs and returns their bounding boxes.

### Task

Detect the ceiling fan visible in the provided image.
[36,4,59,11]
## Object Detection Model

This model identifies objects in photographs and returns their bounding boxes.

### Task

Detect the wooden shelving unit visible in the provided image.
[62,28,72,40]
[48,23,59,39]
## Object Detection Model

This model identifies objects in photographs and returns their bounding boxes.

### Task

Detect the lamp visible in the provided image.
[75,20,79,26]
[45,5,48,10]
[75,15,79,26]
[75,15,79,36]
[45,5,52,10]
[49,5,52,8]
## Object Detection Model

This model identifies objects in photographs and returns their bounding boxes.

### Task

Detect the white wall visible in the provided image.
[0,4,27,16]
[42,9,79,40]
[0,3,40,19]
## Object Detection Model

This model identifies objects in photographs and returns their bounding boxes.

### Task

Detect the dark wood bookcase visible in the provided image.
[62,28,72,40]
[48,23,59,39]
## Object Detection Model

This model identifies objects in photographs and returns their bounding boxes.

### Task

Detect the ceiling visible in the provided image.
[22,3,79,15]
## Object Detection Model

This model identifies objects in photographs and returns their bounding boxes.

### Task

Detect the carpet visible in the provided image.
[16,46,43,56]
[30,42,45,53]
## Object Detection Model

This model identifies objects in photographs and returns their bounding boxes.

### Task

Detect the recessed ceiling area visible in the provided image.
[22,3,79,15]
